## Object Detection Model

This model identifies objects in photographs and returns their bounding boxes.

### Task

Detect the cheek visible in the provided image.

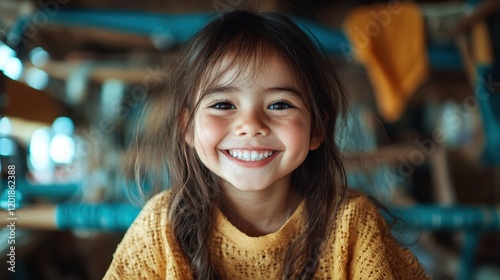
[194,116,228,153]
[279,116,312,146]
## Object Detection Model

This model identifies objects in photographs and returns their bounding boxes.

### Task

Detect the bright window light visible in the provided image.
[29,47,49,68]
[0,117,12,135]
[52,116,74,135]
[29,128,51,171]
[49,134,75,164]
[26,67,49,90]
[0,138,15,156]
[0,43,15,69]
[2,56,23,80]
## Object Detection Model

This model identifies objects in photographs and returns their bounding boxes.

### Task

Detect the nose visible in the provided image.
[234,110,270,137]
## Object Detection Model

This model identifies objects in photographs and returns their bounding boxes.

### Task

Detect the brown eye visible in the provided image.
[210,102,236,110]
[268,102,293,110]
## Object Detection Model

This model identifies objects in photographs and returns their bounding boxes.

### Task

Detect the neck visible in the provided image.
[221,175,301,237]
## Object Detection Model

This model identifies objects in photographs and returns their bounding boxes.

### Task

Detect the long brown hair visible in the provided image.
[128,10,349,279]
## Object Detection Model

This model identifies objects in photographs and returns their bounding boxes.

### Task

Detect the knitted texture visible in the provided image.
[104,189,430,279]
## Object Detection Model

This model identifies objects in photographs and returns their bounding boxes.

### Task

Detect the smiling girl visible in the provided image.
[104,10,429,280]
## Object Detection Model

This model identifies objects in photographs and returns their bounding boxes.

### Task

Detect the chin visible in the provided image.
[225,181,271,192]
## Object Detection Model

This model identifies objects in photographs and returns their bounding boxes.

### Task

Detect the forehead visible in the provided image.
[199,48,300,94]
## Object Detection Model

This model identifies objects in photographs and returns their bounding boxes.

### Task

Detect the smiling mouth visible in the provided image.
[226,149,276,162]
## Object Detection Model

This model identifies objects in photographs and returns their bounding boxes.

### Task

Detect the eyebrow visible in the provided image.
[204,86,302,97]
[264,86,302,97]
[204,86,238,96]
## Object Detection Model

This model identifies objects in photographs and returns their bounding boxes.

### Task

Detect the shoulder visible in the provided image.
[334,189,395,242]
[142,189,172,212]
[343,188,372,205]
[334,189,395,243]
[129,189,173,229]
[338,189,381,222]
[123,189,173,235]
[103,189,175,279]
[328,189,430,279]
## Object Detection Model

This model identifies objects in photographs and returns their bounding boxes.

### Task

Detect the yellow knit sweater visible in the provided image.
[104,190,430,279]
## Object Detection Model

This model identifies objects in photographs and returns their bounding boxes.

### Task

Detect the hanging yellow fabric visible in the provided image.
[344,2,428,122]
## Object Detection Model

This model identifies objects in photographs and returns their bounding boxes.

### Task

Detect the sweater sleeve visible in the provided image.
[346,194,430,279]
[103,192,169,280]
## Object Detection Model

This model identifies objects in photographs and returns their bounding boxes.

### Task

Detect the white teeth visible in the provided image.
[250,151,258,159]
[228,149,275,161]
[243,151,250,159]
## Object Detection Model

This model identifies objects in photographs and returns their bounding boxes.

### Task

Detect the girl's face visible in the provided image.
[188,54,323,193]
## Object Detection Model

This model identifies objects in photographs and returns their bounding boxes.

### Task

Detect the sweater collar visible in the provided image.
[212,199,306,251]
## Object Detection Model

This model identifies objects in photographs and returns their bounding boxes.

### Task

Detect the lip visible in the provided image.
[221,149,279,168]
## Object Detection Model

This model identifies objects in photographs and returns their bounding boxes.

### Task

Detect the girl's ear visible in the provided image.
[181,110,194,147]
[309,130,324,150]
[310,111,327,150]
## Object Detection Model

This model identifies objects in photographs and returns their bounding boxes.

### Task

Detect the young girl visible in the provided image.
[104,10,429,280]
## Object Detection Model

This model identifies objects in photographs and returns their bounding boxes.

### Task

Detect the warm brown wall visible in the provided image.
[3,73,65,123]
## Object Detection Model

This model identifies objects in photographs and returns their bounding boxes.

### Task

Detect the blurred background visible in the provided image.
[0,0,499,279]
